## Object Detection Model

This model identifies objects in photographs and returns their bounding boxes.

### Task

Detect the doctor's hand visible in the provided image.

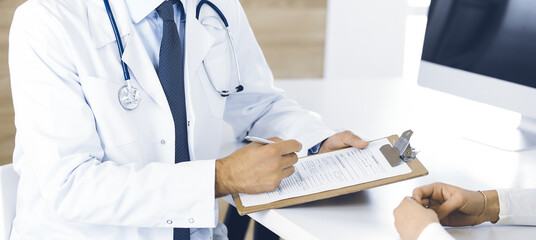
[394,197,439,240]
[318,130,369,154]
[412,182,500,226]
[215,137,302,197]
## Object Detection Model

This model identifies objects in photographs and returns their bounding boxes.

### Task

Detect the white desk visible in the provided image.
[222,78,536,240]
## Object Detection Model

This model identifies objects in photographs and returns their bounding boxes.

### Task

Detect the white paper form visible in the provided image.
[239,138,412,207]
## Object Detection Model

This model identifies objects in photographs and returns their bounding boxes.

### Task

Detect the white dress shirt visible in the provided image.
[125,0,184,71]
[417,189,536,240]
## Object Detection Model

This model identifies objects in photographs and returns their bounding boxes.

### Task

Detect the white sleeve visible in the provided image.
[222,0,335,153]
[496,189,536,225]
[417,223,456,240]
[9,3,215,228]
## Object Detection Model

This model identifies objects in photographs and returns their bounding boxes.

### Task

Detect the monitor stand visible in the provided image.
[464,116,536,152]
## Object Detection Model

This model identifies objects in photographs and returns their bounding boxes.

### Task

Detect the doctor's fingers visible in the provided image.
[340,131,369,149]
[269,139,302,155]
[279,153,299,169]
[281,166,296,179]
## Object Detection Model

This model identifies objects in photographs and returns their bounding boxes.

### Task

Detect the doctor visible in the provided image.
[9,0,368,239]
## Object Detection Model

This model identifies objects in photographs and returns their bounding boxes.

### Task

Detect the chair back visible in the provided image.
[0,164,18,240]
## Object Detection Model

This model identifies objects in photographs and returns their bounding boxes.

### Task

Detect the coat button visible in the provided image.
[160,139,166,145]
[167,220,173,224]
[188,218,194,223]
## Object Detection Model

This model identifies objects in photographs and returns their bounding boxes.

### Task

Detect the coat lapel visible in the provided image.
[87,0,169,109]
[122,28,170,109]
[87,0,131,49]
[87,0,215,110]
[185,0,214,80]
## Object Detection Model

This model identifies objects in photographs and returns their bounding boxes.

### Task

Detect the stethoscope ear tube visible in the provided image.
[196,0,229,27]
[197,0,244,98]
[219,85,243,97]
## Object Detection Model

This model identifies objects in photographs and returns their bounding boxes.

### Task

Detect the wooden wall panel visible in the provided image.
[0,0,20,166]
[241,0,326,78]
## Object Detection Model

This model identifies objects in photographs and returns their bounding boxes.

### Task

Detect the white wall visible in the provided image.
[324,0,431,80]
[324,0,408,80]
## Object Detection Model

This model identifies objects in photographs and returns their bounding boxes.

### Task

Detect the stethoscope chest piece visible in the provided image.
[105,0,242,111]
[118,83,141,110]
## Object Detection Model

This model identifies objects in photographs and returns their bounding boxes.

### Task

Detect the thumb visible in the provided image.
[436,194,464,220]
[340,131,369,149]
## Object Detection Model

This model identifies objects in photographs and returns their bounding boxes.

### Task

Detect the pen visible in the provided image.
[245,136,275,144]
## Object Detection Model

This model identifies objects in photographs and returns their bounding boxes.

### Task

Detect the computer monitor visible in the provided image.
[418,0,536,151]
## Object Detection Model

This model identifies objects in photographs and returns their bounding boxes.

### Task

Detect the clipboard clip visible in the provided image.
[380,130,418,167]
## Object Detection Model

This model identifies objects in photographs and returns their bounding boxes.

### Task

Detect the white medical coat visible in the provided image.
[8,0,334,239]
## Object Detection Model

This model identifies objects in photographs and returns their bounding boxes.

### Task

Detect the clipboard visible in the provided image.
[231,131,429,216]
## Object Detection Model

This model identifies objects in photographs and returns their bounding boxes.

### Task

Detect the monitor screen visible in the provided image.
[422,0,536,89]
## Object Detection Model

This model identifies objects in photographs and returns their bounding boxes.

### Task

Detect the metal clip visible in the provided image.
[380,130,419,167]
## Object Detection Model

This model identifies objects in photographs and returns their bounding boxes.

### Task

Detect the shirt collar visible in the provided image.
[124,0,165,24]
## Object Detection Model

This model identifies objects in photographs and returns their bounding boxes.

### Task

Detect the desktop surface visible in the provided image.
[222,78,536,240]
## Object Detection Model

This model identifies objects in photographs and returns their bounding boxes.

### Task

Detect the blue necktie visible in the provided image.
[156,1,190,240]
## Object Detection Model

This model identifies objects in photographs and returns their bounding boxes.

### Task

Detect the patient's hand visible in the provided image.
[394,197,439,240]
[412,182,500,226]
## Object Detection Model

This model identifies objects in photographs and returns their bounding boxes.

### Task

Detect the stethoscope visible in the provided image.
[103,0,244,111]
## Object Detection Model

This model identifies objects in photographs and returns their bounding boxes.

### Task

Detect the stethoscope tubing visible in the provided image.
[196,0,229,27]
[103,0,130,81]
[196,0,243,97]
[104,0,243,110]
